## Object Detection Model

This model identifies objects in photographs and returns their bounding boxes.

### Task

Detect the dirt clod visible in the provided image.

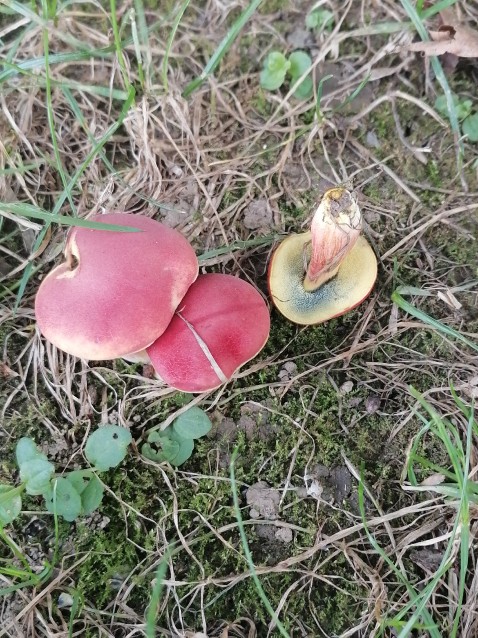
[246,481,280,520]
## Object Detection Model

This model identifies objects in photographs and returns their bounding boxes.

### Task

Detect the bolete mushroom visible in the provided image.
[147,273,270,393]
[35,213,198,360]
[268,187,377,324]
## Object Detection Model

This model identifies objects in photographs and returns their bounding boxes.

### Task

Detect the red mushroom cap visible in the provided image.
[146,273,270,393]
[35,213,198,360]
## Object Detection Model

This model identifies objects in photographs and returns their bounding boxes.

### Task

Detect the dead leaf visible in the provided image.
[437,288,462,311]
[408,23,478,59]
[421,473,445,487]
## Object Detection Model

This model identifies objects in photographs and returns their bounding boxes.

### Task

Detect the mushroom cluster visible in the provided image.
[268,187,377,324]
[35,213,270,393]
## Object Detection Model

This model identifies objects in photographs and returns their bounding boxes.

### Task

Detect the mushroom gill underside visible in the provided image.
[268,232,377,325]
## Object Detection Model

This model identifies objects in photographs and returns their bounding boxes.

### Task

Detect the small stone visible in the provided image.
[365,395,381,414]
[246,481,280,520]
[57,593,74,609]
[306,479,323,499]
[464,376,478,399]
[275,527,293,543]
[243,199,273,230]
[278,361,298,381]
[340,380,354,394]
[169,165,183,178]
[365,130,380,148]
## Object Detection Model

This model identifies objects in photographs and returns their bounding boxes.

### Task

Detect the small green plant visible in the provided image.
[0,426,132,525]
[260,50,313,100]
[355,386,476,638]
[142,407,212,466]
[305,7,334,32]
[434,93,478,143]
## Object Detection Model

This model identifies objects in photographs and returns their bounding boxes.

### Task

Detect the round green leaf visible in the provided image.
[148,428,163,443]
[159,436,181,461]
[288,51,312,79]
[434,94,472,121]
[141,443,161,462]
[16,437,48,467]
[306,8,334,31]
[260,51,290,91]
[167,436,194,466]
[142,427,194,466]
[80,475,104,515]
[288,51,313,100]
[44,478,82,522]
[84,426,132,471]
[462,113,478,142]
[172,407,212,440]
[142,434,180,463]
[20,459,55,496]
[0,485,22,526]
[65,470,91,495]
[434,94,448,116]
[293,76,313,100]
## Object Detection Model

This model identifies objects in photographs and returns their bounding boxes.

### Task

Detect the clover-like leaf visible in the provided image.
[172,407,212,440]
[20,459,55,496]
[434,94,472,121]
[288,51,313,100]
[0,485,22,526]
[462,112,478,142]
[65,471,104,515]
[65,470,90,495]
[260,51,290,91]
[16,437,48,467]
[80,475,104,515]
[84,426,132,471]
[168,437,195,466]
[142,427,194,466]
[142,435,180,463]
[44,478,82,522]
[306,8,334,31]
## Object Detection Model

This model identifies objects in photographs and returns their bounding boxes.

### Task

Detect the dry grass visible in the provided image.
[1,0,478,636]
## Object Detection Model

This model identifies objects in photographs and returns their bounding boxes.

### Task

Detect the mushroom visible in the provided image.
[35,213,198,360]
[268,187,377,324]
[146,273,270,393]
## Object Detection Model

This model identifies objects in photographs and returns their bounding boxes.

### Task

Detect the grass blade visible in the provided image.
[399,0,464,166]
[230,448,290,638]
[145,555,169,638]
[0,203,142,231]
[13,87,136,310]
[162,0,191,92]
[391,289,478,353]
[182,0,262,98]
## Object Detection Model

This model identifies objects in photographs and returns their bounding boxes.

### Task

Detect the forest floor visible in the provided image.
[1,0,477,636]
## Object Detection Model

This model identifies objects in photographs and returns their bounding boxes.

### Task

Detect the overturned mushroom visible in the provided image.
[35,213,198,360]
[268,187,377,325]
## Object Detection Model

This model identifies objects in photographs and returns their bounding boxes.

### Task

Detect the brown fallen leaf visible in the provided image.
[420,473,445,487]
[408,11,478,59]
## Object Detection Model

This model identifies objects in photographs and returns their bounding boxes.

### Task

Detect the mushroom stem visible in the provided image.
[303,187,362,292]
